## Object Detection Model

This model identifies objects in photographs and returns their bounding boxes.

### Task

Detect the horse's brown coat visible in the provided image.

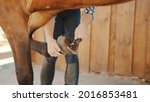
[0,0,132,84]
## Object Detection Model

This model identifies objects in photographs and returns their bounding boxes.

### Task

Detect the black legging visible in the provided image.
[41,9,80,85]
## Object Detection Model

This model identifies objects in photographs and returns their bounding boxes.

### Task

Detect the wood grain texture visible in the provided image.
[145,2,150,81]
[78,25,91,72]
[114,1,135,75]
[108,5,117,74]
[133,0,150,78]
[90,7,111,73]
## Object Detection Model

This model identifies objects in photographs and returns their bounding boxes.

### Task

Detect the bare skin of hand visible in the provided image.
[44,18,62,57]
[75,13,93,40]
[75,23,87,40]
[47,37,62,57]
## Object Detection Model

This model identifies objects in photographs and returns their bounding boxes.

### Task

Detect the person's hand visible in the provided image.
[47,37,62,57]
[74,23,86,40]
[75,13,93,40]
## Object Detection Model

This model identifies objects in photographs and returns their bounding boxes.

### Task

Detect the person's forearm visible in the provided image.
[74,13,93,39]
[80,13,93,27]
[43,18,55,42]
[43,18,61,56]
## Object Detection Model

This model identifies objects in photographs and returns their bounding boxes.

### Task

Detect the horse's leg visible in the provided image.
[2,29,33,85]
[30,39,50,57]
[28,10,61,38]
[28,10,61,57]
[0,29,33,84]
[12,38,33,85]
[0,11,33,85]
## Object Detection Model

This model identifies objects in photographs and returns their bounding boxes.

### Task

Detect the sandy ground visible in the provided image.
[0,35,148,85]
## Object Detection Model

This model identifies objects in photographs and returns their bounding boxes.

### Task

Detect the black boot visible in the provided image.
[40,57,57,85]
[65,54,79,85]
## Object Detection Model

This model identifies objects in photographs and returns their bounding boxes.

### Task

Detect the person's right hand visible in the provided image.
[47,37,62,57]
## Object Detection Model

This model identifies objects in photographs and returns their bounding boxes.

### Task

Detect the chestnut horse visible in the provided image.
[0,0,133,84]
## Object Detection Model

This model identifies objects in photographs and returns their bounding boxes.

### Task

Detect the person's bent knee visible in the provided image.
[65,54,78,63]
[46,56,57,63]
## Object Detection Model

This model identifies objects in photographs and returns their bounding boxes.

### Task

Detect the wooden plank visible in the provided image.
[108,5,117,74]
[90,6,111,73]
[133,0,150,78]
[55,55,66,70]
[114,1,135,75]
[145,3,150,81]
[78,25,91,72]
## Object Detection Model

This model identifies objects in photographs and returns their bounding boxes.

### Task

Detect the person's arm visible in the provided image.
[43,17,61,57]
[75,7,95,40]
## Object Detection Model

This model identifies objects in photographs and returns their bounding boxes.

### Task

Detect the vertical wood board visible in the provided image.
[114,2,135,75]
[90,6,111,73]
[108,5,117,74]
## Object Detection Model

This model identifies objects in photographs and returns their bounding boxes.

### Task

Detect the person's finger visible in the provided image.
[54,42,64,55]
[75,30,79,40]
[47,46,57,56]
[52,44,62,56]
[58,51,64,54]
[54,49,62,56]
[50,50,60,57]
[48,52,56,57]
[48,48,61,57]
[55,44,61,52]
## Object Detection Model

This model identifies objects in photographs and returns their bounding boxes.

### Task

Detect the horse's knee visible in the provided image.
[16,68,33,85]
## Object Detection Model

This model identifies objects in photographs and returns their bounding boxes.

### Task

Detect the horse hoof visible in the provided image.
[57,36,80,54]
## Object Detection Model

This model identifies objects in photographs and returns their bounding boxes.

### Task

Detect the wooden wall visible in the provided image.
[32,0,150,81]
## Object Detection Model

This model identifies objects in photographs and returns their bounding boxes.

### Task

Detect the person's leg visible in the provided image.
[40,15,63,85]
[41,57,57,85]
[65,54,79,85]
[63,9,81,85]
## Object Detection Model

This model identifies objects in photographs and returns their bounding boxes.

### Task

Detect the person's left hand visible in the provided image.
[74,23,86,40]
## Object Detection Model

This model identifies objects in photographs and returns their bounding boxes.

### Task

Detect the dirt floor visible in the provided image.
[0,35,148,85]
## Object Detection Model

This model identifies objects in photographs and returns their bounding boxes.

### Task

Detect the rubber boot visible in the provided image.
[65,54,79,85]
[40,57,57,85]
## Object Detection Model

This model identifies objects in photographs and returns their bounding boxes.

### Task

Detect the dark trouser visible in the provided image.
[41,9,80,85]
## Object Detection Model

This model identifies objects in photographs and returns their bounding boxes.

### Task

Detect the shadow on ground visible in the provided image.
[0,62,147,85]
